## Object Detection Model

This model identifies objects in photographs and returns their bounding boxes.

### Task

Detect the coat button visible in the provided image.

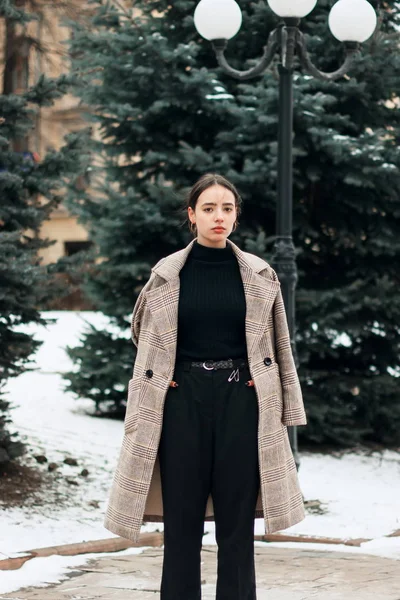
[264,357,272,366]
[145,369,153,378]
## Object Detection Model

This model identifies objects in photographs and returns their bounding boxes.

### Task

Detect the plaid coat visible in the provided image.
[104,237,307,542]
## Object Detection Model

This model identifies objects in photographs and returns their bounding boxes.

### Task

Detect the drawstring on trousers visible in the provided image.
[228,367,240,383]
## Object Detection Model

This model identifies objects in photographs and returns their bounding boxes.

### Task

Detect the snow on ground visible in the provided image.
[0,547,148,596]
[0,311,399,594]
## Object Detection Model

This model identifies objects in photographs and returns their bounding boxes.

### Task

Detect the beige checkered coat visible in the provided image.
[104,237,307,542]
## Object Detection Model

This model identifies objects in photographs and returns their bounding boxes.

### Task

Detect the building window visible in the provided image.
[64,241,92,256]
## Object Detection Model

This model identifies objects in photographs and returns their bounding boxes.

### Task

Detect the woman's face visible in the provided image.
[188,184,237,248]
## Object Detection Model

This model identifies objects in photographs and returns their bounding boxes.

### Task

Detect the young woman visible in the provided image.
[104,173,307,599]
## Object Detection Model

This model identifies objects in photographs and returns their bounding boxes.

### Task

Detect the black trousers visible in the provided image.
[158,358,260,600]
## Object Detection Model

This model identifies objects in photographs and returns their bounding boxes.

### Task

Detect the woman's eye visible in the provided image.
[204,208,232,212]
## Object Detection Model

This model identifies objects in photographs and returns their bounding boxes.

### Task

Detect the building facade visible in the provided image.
[0,1,91,269]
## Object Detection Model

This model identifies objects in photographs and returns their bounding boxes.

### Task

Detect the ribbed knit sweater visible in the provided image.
[175,240,248,362]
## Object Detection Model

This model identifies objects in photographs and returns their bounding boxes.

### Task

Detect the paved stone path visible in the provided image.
[1,545,399,600]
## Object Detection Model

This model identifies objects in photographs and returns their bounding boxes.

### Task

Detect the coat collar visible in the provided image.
[146,237,280,373]
[152,237,271,280]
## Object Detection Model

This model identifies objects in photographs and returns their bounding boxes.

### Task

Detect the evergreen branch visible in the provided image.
[110,0,135,20]
[110,0,149,42]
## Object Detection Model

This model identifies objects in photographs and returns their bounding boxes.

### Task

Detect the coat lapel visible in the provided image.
[145,237,280,372]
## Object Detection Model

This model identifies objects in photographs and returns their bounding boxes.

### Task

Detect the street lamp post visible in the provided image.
[194,0,377,468]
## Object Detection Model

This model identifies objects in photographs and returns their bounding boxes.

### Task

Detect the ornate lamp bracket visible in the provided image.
[211,22,360,82]
[211,28,279,81]
[296,31,361,81]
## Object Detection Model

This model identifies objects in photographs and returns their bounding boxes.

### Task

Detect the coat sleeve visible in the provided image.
[131,271,157,348]
[272,284,307,427]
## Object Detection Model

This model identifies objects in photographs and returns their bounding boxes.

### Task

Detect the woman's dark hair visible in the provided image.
[182,173,242,237]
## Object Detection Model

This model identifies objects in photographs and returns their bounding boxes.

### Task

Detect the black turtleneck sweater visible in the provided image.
[175,240,248,361]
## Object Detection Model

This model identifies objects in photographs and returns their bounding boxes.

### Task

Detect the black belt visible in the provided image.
[178,358,249,371]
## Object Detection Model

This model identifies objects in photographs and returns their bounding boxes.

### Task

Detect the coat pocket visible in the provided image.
[275,387,283,415]
[124,376,141,434]
[271,364,283,415]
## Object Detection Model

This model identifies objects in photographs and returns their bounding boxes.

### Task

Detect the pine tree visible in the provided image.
[0,0,86,464]
[223,1,400,446]
[64,0,400,446]
[62,0,244,415]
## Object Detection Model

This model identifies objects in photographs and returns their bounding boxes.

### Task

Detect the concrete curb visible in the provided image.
[1,529,399,571]
[254,533,371,546]
[0,532,163,571]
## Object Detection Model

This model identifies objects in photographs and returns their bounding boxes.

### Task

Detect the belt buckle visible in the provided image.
[203,360,214,370]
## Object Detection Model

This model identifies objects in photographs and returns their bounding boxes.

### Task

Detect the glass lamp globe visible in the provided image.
[194,0,242,41]
[329,0,377,42]
[267,0,317,18]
